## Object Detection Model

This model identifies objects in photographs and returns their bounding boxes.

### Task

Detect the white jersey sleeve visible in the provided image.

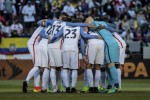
[62,26,80,52]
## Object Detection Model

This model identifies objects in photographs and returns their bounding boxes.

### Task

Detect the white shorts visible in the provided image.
[113,32,126,64]
[37,39,48,68]
[27,43,40,67]
[62,51,79,69]
[48,47,62,67]
[87,40,104,65]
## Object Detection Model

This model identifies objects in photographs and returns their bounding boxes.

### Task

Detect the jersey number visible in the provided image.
[65,29,77,38]
[46,25,61,35]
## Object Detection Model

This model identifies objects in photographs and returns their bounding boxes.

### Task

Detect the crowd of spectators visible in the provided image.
[0,0,149,43]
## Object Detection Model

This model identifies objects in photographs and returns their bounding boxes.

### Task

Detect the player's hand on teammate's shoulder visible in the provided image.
[98,35,102,40]
[87,24,96,29]
[96,25,105,31]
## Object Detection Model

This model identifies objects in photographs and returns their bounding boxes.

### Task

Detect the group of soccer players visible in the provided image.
[22,12,126,94]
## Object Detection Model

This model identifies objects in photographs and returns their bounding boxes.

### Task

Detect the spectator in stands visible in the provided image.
[137,10,147,26]
[22,0,36,34]
[121,29,134,41]
[11,30,18,37]
[116,1,126,14]
[0,11,6,25]
[114,16,121,32]
[121,15,130,31]
[3,0,16,22]
[129,15,138,32]
[128,6,136,18]
[0,0,4,12]
[41,0,52,19]
[11,19,23,37]
[103,1,115,18]
[125,44,132,59]
[81,0,89,15]
[62,1,75,16]
[2,21,11,37]
[134,27,142,41]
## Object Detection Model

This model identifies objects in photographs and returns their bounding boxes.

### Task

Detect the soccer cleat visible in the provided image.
[71,88,77,93]
[88,87,94,93]
[33,87,41,93]
[118,88,122,92]
[60,86,65,93]
[66,87,70,93]
[93,87,99,93]
[47,88,53,93]
[41,89,47,93]
[107,88,116,94]
[98,86,101,92]
[81,86,89,93]
[23,81,27,93]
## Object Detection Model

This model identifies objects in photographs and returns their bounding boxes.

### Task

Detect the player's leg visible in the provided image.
[62,51,70,93]
[23,44,40,93]
[100,66,107,92]
[94,64,101,93]
[87,64,94,92]
[54,49,64,92]
[70,51,78,93]
[41,68,50,92]
[48,48,58,92]
[117,46,126,91]
[105,44,119,93]
[81,68,89,92]
[86,44,97,93]
[33,69,41,92]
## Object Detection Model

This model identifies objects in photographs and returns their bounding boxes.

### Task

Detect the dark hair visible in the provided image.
[60,12,69,18]
[71,19,82,23]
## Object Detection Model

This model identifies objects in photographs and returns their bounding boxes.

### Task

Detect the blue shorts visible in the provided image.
[105,43,119,64]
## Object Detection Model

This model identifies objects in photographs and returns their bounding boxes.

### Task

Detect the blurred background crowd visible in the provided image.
[0,0,149,44]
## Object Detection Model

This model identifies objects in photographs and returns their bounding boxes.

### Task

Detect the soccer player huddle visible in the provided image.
[22,12,126,94]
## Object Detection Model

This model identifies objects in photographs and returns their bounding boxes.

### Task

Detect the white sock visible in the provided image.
[94,70,101,87]
[84,69,88,87]
[61,70,65,87]
[117,68,121,88]
[87,69,93,87]
[26,67,39,83]
[62,69,69,87]
[101,71,107,89]
[34,69,41,87]
[42,68,50,90]
[50,69,57,91]
[71,70,78,88]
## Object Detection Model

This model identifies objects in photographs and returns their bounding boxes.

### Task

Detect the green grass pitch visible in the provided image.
[0,79,150,100]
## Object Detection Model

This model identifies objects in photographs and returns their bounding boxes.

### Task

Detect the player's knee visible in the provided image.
[95,64,100,70]
[87,64,93,69]
[108,63,115,68]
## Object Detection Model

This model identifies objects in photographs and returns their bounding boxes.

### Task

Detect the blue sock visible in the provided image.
[109,66,118,86]
[101,71,106,88]
[107,70,113,88]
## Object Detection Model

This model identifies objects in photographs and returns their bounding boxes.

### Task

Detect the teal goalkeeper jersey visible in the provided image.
[92,21,117,46]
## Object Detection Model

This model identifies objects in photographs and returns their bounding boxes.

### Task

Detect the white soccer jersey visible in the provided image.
[62,26,80,52]
[27,26,43,45]
[48,21,66,49]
